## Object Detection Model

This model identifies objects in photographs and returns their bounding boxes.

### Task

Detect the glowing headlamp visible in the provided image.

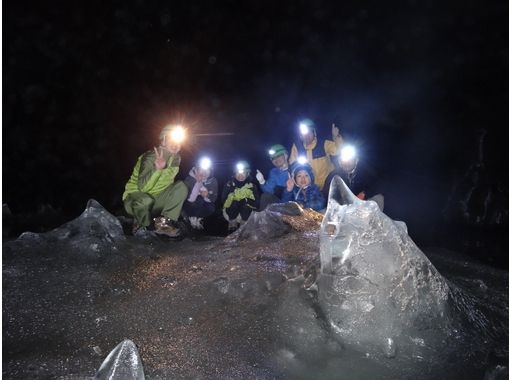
[169,125,186,143]
[236,162,246,174]
[297,156,308,165]
[199,157,212,171]
[340,145,357,162]
[299,123,310,135]
[268,149,276,156]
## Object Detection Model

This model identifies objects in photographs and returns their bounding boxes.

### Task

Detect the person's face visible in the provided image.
[339,157,358,173]
[300,131,315,145]
[196,168,210,180]
[235,171,247,181]
[271,154,287,169]
[162,135,181,154]
[295,170,311,188]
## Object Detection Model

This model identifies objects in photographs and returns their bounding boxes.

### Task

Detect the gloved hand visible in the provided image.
[255,169,265,184]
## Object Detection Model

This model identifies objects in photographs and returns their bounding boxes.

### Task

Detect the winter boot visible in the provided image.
[154,216,181,238]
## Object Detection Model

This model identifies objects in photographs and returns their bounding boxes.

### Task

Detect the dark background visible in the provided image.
[3,1,508,255]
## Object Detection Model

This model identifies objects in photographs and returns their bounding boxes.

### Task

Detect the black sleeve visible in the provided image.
[208,178,219,203]
[221,181,233,203]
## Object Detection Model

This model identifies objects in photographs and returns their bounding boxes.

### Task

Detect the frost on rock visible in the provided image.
[94,339,145,380]
[318,176,450,357]
[14,199,125,257]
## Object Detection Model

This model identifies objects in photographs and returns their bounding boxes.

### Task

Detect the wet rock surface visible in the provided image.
[3,201,508,379]
[3,202,323,379]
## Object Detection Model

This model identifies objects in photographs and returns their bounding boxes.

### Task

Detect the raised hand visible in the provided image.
[199,186,209,199]
[286,172,295,192]
[154,147,167,170]
[332,123,340,139]
[255,169,265,184]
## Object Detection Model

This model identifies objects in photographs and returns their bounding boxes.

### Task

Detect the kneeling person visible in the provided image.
[122,124,188,237]
[282,163,325,211]
[322,145,384,211]
[256,144,291,210]
[222,161,260,231]
[183,157,218,230]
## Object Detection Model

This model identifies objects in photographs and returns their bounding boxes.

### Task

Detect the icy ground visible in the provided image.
[3,200,508,379]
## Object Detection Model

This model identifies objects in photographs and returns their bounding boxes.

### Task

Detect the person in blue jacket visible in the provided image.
[255,144,291,210]
[282,162,326,211]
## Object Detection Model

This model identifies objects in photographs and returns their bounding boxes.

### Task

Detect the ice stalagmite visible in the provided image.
[318,176,450,357]
[94,340,145,380]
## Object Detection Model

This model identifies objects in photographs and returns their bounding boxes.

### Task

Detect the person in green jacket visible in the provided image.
[122,124,188,237]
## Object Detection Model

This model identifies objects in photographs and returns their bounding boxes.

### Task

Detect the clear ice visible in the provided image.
[94,339,145,380]
[318,176,450,357]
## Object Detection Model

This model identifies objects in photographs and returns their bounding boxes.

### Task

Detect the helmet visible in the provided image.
[268,144,288,159]
[290,162,315,184]
[235,160,251,174]
[159,124,186,143]
[198,156,212,171]
[298,118,316,136]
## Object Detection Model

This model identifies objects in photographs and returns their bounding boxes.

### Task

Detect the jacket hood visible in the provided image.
[291,163,315,184]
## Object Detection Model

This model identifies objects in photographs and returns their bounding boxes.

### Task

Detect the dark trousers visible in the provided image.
[225,201,253,221]
[183,197,216,218]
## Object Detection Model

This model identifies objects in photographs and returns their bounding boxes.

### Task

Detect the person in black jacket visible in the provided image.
[222,160,260,231]
[323,145,384,211]
[182,157,219,230]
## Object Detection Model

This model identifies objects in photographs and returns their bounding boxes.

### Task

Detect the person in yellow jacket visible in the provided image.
[288,119,343,190]
[122,124,188,237]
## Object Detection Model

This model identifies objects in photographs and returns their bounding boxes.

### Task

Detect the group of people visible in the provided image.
[122,119,382,238]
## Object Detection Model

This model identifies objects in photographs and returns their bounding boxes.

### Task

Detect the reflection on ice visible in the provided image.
[94,340,145,380]
[316,176,507,379]
[319,176,450,358]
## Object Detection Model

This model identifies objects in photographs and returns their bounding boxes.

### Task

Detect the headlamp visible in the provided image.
[299,123,310,135]
[340,145,357,162]
[169,125,186,143]
[236,162,246,174]
[268,149,276,156]
[199,157,212,171]
[297,156,308,165]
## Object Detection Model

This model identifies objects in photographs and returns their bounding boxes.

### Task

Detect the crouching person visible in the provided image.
[122,124,188,237]
[282,162,326,211]
[222,160,260,231]
[255,144,291,210]
[183,157,218,230]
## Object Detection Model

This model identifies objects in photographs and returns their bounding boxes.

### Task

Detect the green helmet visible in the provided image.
[268,144,288,159]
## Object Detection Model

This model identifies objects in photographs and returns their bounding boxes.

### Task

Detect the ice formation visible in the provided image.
[10,199,125,257]
[94,339,145,380]
[318,176,450,356]
[225,202,301,242]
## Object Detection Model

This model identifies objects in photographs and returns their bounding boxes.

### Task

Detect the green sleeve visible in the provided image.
[138,152,180,196]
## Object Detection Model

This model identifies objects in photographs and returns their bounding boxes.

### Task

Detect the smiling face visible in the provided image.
[271,154,288,169]
[196,168,210,180]
[235,171,248,182]
[161,135,181,154]
[295,170,311,188]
